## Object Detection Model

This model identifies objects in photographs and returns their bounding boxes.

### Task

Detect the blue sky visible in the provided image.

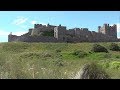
[0,11,120,42]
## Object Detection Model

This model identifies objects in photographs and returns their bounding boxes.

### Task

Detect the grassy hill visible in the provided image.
[0,42,120,79]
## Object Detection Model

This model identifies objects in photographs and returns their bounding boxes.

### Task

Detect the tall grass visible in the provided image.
[0,42,120,79]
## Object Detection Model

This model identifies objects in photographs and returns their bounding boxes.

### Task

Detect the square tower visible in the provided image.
[54,25,66,41]
[98,24,117,38]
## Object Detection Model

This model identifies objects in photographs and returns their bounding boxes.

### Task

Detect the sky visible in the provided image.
[0,11,120,42]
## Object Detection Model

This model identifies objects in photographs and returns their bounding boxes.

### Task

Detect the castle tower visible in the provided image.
[98,26,101,33]
[109,24,117,38]
[8,32,12,42]
[103,23,108,34]
[98,23,117,38]
[54,24,66,41]
[98,24,108,34]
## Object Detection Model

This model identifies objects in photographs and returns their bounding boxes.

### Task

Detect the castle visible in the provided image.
[8,23,118,43]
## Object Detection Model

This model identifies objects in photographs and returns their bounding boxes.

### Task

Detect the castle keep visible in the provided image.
[8,23,118,42]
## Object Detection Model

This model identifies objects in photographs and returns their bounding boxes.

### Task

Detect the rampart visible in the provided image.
[8,23,118,43]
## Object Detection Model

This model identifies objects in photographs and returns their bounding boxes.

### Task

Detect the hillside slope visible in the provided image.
[0,42,120,79]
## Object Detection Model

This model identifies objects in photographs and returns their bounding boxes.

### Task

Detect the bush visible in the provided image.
[109,43,120,51]
[103,53,111,58]
[42,31,54,37]
[115,55,120,59]
[101,61,120,69]
[55,49,61,53]
[91,44,108,53]
[110,61,120,69]
[73,50,87,58]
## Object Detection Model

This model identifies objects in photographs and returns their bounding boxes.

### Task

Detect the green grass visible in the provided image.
[0,42,120,79]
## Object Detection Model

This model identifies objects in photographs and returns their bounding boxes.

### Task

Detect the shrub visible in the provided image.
[100,62,110,69]
[103,53,111,58]
[109,43,120,51]
[101,61,120,69]
[55,49,61,53]
[42,31,54,37]
[73,50,87,58]
[115,55,120,59]
[91,44,108,53]
[110,61,120,69]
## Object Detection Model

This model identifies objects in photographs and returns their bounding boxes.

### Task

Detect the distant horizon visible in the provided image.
[0,11,120,42]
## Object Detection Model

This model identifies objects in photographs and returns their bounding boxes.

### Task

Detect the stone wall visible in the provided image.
[8,35,59,42]
[31,24,57,36]
[8,23,119,43]
[8,35,20,42]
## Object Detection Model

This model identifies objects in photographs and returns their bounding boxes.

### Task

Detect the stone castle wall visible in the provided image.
[8,23,118,43]
[8,34,59,42]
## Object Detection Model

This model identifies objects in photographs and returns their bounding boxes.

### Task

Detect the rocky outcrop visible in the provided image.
[72,63,110,79]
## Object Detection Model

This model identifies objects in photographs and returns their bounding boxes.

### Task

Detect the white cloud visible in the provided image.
[13,31,27,36]
[40,23,47,25]
[118,37,120,38]
[31,20,37,25]
[12,16,28,25]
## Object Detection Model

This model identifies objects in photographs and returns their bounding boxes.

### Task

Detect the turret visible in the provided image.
[8,32,13,42]
[98,26,101,33]
[109,24,117,38]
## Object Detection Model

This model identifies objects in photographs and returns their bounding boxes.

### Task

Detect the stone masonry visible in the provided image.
[8,23,118,42]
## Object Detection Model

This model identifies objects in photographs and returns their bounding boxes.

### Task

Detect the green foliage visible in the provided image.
[2,42,30,53]
[100,61,120,70]
[19,52,41,59]
[42,31,54,37]
[55,49,61,53]
[0,42,120,79]
[87,53,111,60]
[73,50,87,58]
[54,50,64,67]
[115,55,120,59]
[110,61,120,69]
[109,43,120,51]
[102,62,110,68]
[91,44,108,53]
